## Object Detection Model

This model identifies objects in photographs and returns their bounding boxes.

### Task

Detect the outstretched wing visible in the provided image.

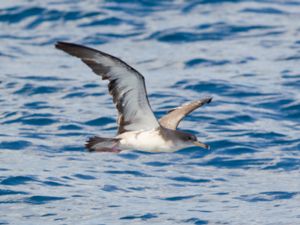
[159,97,212,130]
[56,42,159,134]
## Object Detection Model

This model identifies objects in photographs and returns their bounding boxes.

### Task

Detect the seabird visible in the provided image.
[55,42,212,153]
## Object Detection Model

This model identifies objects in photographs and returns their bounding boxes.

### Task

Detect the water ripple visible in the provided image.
[85,117,115,126]
[168,176,211,183]
[0,6,101,28]
[120,213,158,221]
[183,218,208,225]
[161,195,199,201]
[148,23,278,43]
[1,176,37,185]
[237,191,298,202]
[3,114,57,126]
[0,140,31,150]
[0,189,28,196]
[104,170,151,177]
[24,195,66,205]
[14,83,61,96]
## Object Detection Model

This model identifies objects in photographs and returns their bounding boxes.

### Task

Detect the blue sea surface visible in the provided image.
[0,0,300,224]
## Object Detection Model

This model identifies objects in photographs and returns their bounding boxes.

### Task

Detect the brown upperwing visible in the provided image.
[159,97,212,130]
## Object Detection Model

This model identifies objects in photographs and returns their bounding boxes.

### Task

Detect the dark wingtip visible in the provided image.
[55,41,96,59]
[206,96,213,104]
[55,41,66,50]
[55,41,77,51]
[85,136,99,152]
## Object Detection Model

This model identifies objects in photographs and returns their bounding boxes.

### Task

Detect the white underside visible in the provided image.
[116,129,186,153]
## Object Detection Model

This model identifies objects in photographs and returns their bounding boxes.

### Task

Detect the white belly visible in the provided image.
[117,129,179,152]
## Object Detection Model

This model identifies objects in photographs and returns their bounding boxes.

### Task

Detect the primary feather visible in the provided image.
[55,42,159,134]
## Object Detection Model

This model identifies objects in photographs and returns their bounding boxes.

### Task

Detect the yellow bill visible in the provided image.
[193,141,210,150]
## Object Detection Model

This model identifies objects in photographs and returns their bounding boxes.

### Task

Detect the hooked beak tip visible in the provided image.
[193,141,210,150]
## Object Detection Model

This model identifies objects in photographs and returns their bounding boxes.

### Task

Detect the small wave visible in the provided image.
[263,158,300,171]
[185,58,230,68]
[279,54,300,61]
[0,140,31,150]
[1,176,38,185]
[181,80,267,99]
[79,16,143,30]
[198,157,273,169]
[82,83,100,89]
[19,75,71,82]
[3,114,57,126]
[102,185,127,192]
[148,23,277,43]
[218,146,257,155]
[280,102,300,120]
[60,145,85,151]
[0,6,101,29]
[24,195,66,205]
[103,1,175,16]
[84,116,115,126]
[104,170,151,177]
[120,213,158,221]
[143,161,172,167]
[160,194,199,201]
[118,152,140,160]
[42,181,66,187]
[0,189,28,196]
[182,218,208,225]
[14,83,61,96]
[73,174,96,180]
[0,6,45,24]
[241,7,287,15]
[58,124,82,130]
[81,31,143,45]
[168,176,211,183]
[182,0,244,13]
[237,191,298,202]
[23,101,51,110]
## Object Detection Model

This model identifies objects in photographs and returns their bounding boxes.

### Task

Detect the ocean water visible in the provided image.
[0,0,300,224]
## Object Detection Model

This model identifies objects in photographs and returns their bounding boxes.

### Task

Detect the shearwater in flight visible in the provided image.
[56,42,212,153]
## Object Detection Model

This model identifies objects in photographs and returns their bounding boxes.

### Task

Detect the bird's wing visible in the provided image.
[159,97,212,130]
[56,42,159,134]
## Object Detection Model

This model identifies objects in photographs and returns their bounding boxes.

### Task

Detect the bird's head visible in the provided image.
[176,131,210,150]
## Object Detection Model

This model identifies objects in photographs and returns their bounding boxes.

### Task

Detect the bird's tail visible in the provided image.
[85,136,121,153]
